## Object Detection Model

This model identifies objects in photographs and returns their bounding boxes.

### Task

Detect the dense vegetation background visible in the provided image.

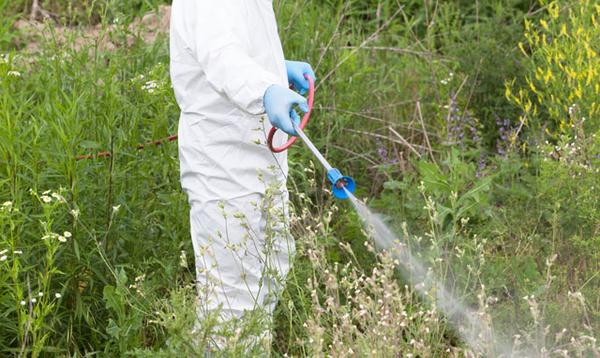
[0,0,598,356]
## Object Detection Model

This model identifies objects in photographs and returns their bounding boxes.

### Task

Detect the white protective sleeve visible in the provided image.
[176,0,280,115]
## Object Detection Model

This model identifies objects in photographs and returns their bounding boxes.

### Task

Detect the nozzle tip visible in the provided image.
[327,168,356,199]
[332,176,356,200]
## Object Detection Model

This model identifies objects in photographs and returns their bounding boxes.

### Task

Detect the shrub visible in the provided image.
[507,0,600,137]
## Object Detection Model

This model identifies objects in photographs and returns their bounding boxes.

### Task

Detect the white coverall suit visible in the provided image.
[169,0,294,342]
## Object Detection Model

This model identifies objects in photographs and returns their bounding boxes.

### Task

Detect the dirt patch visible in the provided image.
[13,5,171,53]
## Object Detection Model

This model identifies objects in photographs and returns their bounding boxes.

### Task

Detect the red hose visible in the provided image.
[267,75,315,153]
[76,134,179,160]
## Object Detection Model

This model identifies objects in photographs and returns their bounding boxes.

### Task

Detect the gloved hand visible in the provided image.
[264,84,308,136]
[285,60,316,94]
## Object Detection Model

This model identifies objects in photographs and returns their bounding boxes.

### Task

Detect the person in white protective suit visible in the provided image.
[169,0,316,349]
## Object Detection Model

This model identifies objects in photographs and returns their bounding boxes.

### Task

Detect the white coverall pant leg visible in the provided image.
[178,113,295,344]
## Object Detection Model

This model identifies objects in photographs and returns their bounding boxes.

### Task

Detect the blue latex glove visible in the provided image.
[285,60,316,94]
[264,84,308,136]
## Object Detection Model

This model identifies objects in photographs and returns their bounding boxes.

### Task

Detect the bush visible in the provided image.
[507,0,600,137]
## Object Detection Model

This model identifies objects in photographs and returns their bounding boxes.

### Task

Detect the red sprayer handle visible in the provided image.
[267,75,315,153]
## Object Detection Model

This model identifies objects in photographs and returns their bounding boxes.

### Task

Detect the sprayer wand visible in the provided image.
[267,75,356,200]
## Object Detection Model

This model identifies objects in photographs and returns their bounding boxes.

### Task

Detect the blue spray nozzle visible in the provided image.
[327,168,356,200]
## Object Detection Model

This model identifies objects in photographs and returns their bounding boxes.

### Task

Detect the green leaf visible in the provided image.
[383,180,406,191]
[79,140,102,149]
[106,318,121,338]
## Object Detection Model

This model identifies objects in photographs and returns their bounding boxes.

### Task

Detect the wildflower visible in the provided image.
[13,250,22,255]
[51,192,65,202]
[496,117,518,157]
[20,301,26,306]
[31,298,36,303]
[38,292,43,297]
[58,235,67,243]
[63,231,72,238]
[70,209,80,219]
[0,255,6,261]
[0,249,7,256]
[2,201,12,209]
[55,293,62,299]
[112,205,121,213]
[42,232,58,240]
[141,80,159,93]
[41,195,52,203]
[179,250,188,268]
[7,70,21,77]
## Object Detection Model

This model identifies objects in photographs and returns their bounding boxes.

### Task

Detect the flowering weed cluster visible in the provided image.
[507,0,600,136]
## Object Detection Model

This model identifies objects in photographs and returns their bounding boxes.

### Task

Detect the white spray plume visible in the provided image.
[345,189,518,357]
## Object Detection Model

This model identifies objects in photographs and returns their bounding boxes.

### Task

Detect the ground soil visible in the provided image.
[13,5,171,53]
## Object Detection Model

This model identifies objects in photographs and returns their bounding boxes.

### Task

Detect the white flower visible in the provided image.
[63,231,72,238]
[20,300,26,306]
[179,250,188,268]
[2,201,12,208]
[141,80,159,93]
[58,235,67,243]
[41,195,52,203]
[112,205,121,213]
[7,70,21,77]
[70,209,80,218]
[42,232,59,241]
[51,192,65,202]
[14,250,22,255]
[42,190,51,195]
[55,293,62,299]
[38,292,43,297]
[0,255,7,261]
[0,249,7,255]
[31,298,37,303]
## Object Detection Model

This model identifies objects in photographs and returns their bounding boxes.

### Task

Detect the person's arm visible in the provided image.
[177,0,279,115]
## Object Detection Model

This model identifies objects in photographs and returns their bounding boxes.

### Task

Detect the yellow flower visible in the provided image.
[544,69,554,84]
[518,42,527,56]
[528,80,538,94]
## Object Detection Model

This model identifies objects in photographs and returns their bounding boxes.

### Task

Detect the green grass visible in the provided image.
[0,0,598,356]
